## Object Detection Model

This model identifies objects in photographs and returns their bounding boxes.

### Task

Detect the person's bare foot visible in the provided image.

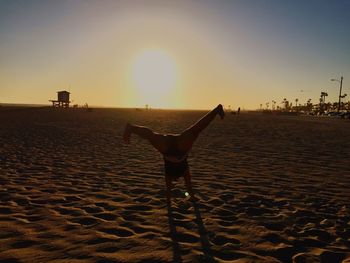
[217,104,225,119]
[123,123,132,144]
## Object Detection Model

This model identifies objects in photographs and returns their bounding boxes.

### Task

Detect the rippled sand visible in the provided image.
[0,107,349,262]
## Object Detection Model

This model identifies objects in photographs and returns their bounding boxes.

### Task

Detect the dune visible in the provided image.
[0,107,349,262]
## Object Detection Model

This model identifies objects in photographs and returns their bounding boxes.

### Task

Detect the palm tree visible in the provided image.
[306,99,312,112]
[282,98,287,110]
[340,94,347,111]
[272,100,276,110]
[282,98,290,111]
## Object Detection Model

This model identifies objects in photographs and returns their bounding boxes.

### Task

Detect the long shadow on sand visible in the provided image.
[167,205,183,263]
[191,200,215,262]
[167,200,215,262]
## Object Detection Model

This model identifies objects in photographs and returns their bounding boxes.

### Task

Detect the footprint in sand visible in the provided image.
[293,250,350,263]
[93,212,118,221]
[270,246,299,263]
[261,220,286,231]
[70,216,99,226]
[262,232,288,244]
[0,207,13,214]
[127,225,148,234]
[125,204,152,212]
[99,227,134,237]
[175,232,199,244]
[0,258,21,263]
[11,240,38,249]
[213,249,248,261]
[95,202,118,211]
[80,205,103,214]
[55,207,84,217]
[211,234,241,246]
[96,245,120,253]
[86,237,116,245]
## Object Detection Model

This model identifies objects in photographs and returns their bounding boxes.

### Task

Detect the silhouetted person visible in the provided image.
[237,107,241,115]
[123,104,225,204]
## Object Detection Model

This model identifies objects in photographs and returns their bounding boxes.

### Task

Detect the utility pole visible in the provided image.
[331,76,344,113]
[338,76,343,113]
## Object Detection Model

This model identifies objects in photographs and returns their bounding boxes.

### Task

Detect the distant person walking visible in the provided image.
[237,107,241,115]
[123,104,225,204]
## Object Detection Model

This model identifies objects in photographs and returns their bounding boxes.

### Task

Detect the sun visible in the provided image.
[131,50,177,107]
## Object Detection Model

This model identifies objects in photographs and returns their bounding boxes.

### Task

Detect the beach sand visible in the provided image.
[0,107,349,262]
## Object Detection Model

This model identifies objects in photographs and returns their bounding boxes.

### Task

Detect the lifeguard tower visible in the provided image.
[50,91,70,108]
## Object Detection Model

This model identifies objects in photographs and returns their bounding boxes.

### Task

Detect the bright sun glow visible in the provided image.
[131,50,177,108]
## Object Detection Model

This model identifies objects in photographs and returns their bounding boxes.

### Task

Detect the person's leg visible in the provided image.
[123,123,167,153]
[184,169,197,201]
[178,104,224,150]
[165,175,173,204]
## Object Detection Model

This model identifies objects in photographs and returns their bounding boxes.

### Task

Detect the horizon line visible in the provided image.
[0,102,251,111]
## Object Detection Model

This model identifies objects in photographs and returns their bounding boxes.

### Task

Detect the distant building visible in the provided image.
[50,91,70,107]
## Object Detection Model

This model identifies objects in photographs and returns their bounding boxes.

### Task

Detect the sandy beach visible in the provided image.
[0,107,349,263]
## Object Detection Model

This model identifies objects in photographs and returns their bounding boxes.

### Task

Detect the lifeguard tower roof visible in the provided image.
[57,91,70,103]
[50,90,71,107]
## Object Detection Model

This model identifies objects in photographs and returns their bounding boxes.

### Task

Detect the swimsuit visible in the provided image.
[163,136,189,178]
[163,153,188,178]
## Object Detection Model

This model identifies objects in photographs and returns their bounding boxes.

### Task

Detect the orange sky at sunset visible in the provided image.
[1,1,349,109]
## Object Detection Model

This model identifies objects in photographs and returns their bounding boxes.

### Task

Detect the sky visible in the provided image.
[0,0,350,110]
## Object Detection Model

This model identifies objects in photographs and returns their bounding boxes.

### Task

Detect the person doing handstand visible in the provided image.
[123,104,225,204]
